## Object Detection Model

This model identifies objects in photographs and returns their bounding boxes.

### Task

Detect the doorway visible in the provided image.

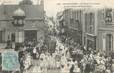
[24,30,37,42]
[11,33,15,42]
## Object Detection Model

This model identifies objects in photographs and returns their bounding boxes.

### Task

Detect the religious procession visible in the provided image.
[0,0,114,73]
[20,36,114,73]
[1,35,114,73]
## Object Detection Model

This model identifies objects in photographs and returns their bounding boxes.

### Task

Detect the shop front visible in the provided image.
[85,34,96,50]
[24,30,37,42]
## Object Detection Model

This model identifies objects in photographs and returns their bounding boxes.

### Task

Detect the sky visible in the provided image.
[0,0,114,17]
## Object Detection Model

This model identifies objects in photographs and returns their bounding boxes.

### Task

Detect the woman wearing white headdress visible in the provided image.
[24,52,32,70]
[73,65,81,73]
[23,52,32,73]
[61,64,70,73]
[111,59,114,73]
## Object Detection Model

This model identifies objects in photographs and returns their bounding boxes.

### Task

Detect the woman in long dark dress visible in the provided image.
[70,64,74,73]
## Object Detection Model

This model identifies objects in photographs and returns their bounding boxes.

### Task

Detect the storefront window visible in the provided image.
[0,31,2,43]
[11,33,15,42]
[15,31,23,43]
[106,34,113,52]
[0,31,5,43]
[87,39,94,49]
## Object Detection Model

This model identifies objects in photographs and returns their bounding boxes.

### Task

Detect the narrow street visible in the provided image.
[0,0,114,73]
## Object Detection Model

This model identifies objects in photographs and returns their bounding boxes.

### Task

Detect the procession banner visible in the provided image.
[2,49,20,71]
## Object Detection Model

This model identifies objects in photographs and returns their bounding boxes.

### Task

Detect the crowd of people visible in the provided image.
[16,35,114,73]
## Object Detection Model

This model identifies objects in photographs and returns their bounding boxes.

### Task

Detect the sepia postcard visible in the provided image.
[0,0,114,73]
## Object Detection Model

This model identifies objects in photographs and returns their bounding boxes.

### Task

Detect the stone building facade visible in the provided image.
[97,8,114,54]
[83,9,98,50]
[57,8,114,54]
[57,9,83,45]
[0,0,47,48]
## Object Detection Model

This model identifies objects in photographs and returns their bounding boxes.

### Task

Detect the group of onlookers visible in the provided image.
[4,35,114,73]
